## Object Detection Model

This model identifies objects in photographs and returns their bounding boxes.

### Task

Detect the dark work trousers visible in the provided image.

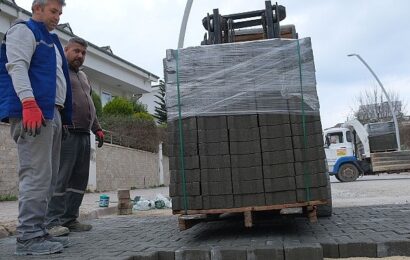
[10,108,62,240]
[46,132,90,227]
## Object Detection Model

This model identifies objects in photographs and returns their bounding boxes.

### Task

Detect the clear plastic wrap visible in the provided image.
[164,37,319,121]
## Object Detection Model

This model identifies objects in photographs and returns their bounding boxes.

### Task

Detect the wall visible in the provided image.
[0,123,18,196]
[95,143,170,191]
[0,123,169,196]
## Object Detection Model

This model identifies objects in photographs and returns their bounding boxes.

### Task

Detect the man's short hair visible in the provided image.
[32,0,66,11]
[67,37,88,48]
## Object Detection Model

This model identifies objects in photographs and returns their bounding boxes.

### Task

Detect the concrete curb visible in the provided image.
[0,205,118,239]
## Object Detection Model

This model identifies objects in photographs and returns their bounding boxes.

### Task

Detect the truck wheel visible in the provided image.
[337,163,359,182]
[317,174,332,217]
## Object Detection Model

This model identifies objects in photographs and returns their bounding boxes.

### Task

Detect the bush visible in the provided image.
[103,97,134,116]
[132,101,148,113]
[134,112,155,122]
[91,91,102,117]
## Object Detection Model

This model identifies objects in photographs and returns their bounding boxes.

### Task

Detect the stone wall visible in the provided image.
[95,143,170,192]
[0,123,169,196]
[0,123,18,196]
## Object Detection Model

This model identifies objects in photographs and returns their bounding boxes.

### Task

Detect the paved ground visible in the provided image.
[1,174,410,259]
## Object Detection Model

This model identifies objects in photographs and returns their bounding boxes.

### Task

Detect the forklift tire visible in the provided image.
[337,163,359,182]
[317,174,332,217]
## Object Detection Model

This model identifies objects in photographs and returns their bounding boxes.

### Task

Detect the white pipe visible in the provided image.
[178,0,194,49]
[348,53,401,151]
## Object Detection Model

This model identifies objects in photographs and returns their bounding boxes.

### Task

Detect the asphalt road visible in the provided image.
[330,172,410,208]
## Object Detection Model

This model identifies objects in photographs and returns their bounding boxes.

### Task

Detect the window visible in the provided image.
[346,131,352,142]
[328,132,343,144]
[101,91,112,107]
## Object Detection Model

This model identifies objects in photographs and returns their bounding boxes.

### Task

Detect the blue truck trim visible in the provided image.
[330,156,358,175]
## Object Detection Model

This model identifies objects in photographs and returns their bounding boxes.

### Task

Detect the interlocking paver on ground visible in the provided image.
[0,204,410,259]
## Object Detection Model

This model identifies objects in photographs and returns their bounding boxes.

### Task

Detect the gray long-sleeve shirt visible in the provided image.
[5,23,66,106]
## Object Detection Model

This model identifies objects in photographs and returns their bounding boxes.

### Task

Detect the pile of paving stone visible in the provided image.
[164,38,329,211]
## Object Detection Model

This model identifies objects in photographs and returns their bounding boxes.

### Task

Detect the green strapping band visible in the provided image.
[296,39,312,203]
[176,49,188,214]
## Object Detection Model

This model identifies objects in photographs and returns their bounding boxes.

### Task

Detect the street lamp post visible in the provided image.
[347,53,401,151]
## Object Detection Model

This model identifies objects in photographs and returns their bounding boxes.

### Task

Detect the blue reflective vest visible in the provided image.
[0,19,72,125]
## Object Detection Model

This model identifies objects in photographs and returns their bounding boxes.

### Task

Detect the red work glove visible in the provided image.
[22,99,46,137]
[96,130,104,148]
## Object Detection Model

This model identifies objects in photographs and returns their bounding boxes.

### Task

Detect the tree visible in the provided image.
[353,85,406,124]
[153,80,167,125]
[91,91,102,117]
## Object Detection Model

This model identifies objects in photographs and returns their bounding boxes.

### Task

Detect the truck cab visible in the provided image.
[323,127,362,182]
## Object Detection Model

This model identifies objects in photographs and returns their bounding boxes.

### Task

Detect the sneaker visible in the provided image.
[47,225,70,237]
[15,236,63,255]
[45,234,70,248]
[64,220,92,232]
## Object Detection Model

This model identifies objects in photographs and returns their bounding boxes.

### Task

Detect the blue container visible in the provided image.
[99,194,109,207]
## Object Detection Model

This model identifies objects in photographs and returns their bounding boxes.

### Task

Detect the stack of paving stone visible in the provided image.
[164,38,329,211]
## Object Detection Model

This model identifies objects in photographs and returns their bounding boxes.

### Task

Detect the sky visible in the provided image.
[15,0,410,129]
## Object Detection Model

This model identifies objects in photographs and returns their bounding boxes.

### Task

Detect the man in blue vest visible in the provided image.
[0,0,72,255]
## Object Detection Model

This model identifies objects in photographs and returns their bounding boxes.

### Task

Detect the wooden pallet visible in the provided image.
[371,150,410,173]
[175,200,327,231]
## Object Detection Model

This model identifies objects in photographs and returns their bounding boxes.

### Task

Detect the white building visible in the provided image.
[0,0,160,109]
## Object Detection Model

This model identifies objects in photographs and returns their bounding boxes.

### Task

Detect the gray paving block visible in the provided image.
[294,160,326,175]
[211,247,247,260]
[234,193,265,207]
[169,182,200,196]
[175,248,210,260]
[263,163,295,178]
[293,147,326,162]
[168,117,197,131]
[377,240,410,257]
[264,177,296,192]
[338,241,377,258]
[171,196,203,211]
[227,115,258,129]
[319,241,340,258]
[168,129,198,144]
[291,121,323,136]
[292,133,324,149]
[283,242,323,260]
[132,252,159,260]
[231,153,262,168]
[233,179,264,194]
[262,150,294,165]
[168,142,198,157]
[169,156,199,170]
[261,137,292,152]
[265,190,297,205]
[248,245,284,260]
[202,195,234,209]
[258,113,290,126]
[231,166,263,181]
[200,155,231,169]
[229,128,260,142]
[198,129,228,143]
[197,116,227,130]
[201,168,232,182]
[289,114,321,124]
[296,187,328,202]
[201,181,233,195]
[170,169,200,184]
[259,125,292,139]
[158,251,175,260]
[295,173,327,189]
[199,142,229,156]
[230,141,261,155]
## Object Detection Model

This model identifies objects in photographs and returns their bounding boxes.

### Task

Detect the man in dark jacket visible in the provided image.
[46,37,104,236]
[0,0,72,255]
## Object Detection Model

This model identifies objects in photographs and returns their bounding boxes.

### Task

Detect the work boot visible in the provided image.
[15,236,63,255]
[47,225,70,237]
[44,234,70,248]
[64,220,92,232]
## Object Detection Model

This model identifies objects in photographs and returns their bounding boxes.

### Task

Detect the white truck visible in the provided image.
[324,119,410,182]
